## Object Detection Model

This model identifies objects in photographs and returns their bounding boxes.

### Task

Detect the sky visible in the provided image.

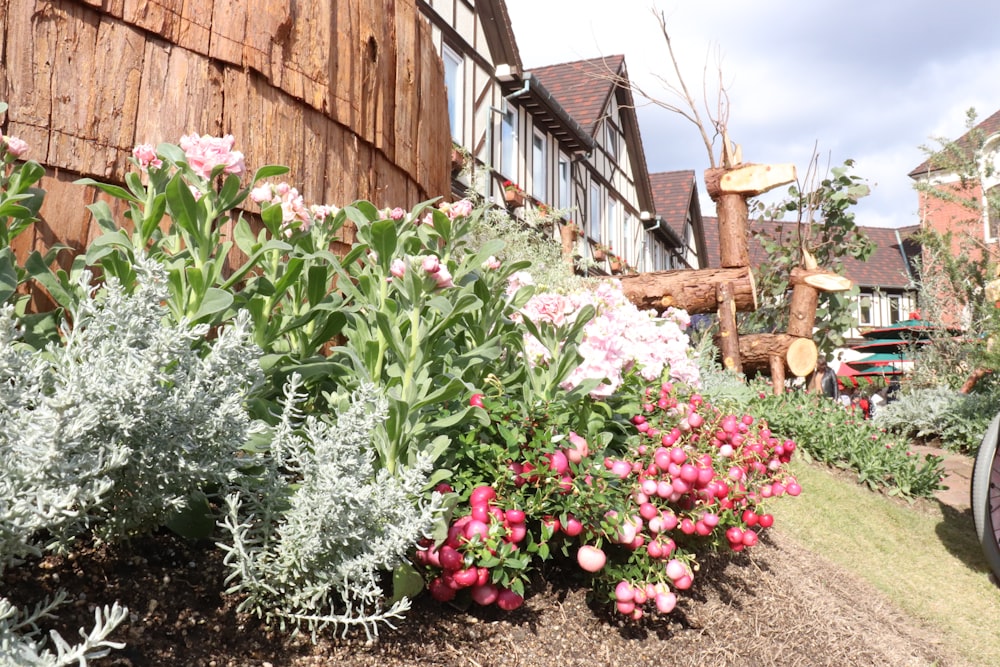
[504,1,1000,228]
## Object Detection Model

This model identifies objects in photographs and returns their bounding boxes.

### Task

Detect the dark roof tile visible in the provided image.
[528,55,626,136]
[909,107,1000,178]
[649,171,696,237]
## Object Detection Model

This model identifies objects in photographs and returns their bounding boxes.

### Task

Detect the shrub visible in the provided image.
[0,259,262,562]
[749,391,943,498]
[876,385,1000,455]
[0,594,127,667]
[219,376,442,641]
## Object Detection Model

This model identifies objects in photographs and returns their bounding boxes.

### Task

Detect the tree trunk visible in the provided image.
[790,266,853,292]
[618,266,757,314]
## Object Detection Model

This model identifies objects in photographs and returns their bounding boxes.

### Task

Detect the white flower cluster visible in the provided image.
[0,258,263,566]
[219,376,442,641]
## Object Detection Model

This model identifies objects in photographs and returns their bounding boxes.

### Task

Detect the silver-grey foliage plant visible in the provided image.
[219,375,442,642]
[0,257,263,567]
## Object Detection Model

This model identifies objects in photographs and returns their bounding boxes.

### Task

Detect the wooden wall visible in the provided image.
[0,0,451,261]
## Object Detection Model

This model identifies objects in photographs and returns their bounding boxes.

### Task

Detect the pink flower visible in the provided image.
[506,271,535,296]
[178,133,245,179]
[131,143,161,170]
[390,258,407,278]
[389,207,406,221]
[447,198,473,219]
[309,204,338,220]
[432,266,454,289]
[482,256,501,271]
[2,135,28,159]
[521,293,573,327]
[250,184,273,204]
[422,255,441,274]
[421,211,434,226]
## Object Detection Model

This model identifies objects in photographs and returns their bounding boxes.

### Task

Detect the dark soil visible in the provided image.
[4,526,958,667]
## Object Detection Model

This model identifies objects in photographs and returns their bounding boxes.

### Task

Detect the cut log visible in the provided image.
[769,354,786,396]
[736,334,818,378]
[787,283,819,339]
[704,163,797,199]
[716,193,750,268]
[618,266,757,315]
[790,266,853,292]
[717,281,742,373]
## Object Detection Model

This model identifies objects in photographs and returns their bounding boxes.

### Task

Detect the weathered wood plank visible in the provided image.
[208,0,246,66]
[393,0,418,179]
[134,37,225,146]
[123,0,211,55]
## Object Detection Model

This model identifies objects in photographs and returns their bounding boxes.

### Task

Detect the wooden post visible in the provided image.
[704,163,796,269]
[559,223,577,272]
[769,354,786,396]
[787,283,819,339]
[717,281,742,374]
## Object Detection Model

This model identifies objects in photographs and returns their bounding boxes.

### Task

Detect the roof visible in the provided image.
[475,0,524,78]
[528,55,626,137]
[700,217,917,290]
[650,171,696,239]
[528,55,654,215]
[909,107,1000,178]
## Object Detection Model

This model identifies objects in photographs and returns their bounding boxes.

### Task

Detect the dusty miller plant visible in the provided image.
[0,594,127,667]
[0,257,262,565]
[219,375,442,641]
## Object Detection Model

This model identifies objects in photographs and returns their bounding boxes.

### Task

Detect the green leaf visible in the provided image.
[165,174,202,236]
[155,142,187,166]
[390,562,426,603]
[192,287,233,321]
[74,177,142,204]
[369,218,398,263]
[164,491,216,540]
[0,249,18,302]
[251,164,291,183]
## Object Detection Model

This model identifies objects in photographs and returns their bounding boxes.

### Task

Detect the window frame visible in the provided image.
[441,43,464,143]
[532,130,547,201]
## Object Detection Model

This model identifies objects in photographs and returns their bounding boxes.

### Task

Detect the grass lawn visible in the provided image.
[772,459,1000,667]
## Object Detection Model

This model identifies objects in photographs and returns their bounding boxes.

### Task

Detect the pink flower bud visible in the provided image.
[390,258,406,278]
[389,207,406,220]
[422,255,440,274]
[433,266,454,289]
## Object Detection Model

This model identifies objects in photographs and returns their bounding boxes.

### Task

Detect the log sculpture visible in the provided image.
[617,267,756,315]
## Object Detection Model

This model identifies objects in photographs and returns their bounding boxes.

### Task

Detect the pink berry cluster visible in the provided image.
[599,381,800,617]
[414,484,526,611]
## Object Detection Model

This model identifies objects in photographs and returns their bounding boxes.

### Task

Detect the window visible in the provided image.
[623,213,634,267]
[441,44,463,143]
[500,109,517,179]
[888,294,903,324]
[558,155,570,210]
[532,131,546,200]
[605,121,619,162]
[858,293,873,326]
[589,183,601,240]
[607,198,618,254]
